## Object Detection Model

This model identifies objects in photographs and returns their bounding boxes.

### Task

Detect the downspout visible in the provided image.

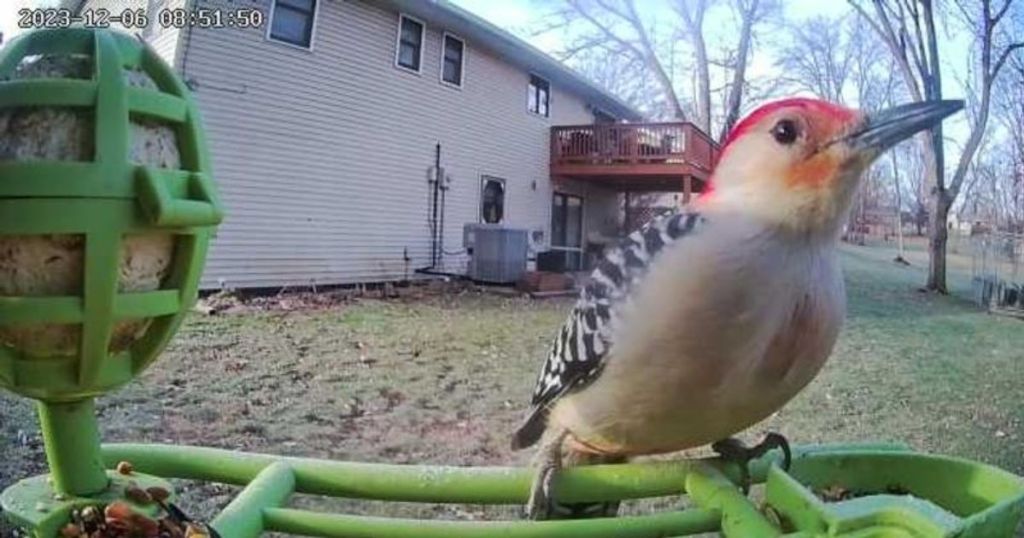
[416,143,464,279]
[430,142,441,267]
[438,170,447,263]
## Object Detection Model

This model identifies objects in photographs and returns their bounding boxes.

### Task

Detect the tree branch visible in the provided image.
[993,42,1024,78]
[850,0,924,100]
[718,0,759,141]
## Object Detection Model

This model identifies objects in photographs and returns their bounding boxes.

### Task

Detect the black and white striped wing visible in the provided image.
[528,209,704,410]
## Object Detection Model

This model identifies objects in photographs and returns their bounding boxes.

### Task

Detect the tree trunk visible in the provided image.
[920,123,948,290]
[694,38,712,133]
[718,0,757,142]
[677,0,712,133]
[927,193,951,292]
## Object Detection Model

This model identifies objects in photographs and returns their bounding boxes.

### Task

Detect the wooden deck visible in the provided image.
[550,122,719,194]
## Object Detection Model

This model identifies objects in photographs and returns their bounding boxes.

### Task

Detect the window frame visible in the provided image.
[480,176,507,224]
[439,32,466,88]
[266,0,319,51]
[527,74,550,118]
[394,13,426,74]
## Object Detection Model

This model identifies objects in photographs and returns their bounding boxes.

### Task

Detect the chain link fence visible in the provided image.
[972,231,1024,317]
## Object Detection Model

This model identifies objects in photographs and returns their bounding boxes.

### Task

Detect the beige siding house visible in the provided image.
[70,0,665,289]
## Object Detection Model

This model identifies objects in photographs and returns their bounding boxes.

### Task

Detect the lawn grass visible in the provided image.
[756,238,1023,474]
[1,237,1021,528]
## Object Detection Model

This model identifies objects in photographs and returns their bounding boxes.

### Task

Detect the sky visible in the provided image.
[0,0,978,144]
[1,0,971,103]
[451,0,852,96]
[1,0,60,43]
[447,0,971,102]
[448,0,975,146]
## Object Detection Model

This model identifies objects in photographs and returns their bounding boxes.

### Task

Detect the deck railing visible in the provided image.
[551,122,720,172]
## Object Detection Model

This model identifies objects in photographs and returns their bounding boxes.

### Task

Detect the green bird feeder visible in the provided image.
[1,27,1023,538]
[0,26,220,530]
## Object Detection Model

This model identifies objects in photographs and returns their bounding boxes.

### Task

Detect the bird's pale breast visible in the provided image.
[549,224,845,456]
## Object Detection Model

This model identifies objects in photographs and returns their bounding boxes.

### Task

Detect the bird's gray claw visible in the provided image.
[526,464,557,520]
[762,432,792,471]
[712,437,754,494]
[713,432,792,494]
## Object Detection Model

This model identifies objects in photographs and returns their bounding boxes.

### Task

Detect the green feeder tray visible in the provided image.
[1,27,1022,538]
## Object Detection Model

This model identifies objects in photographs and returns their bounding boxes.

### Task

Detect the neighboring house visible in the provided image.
[68,0,717,289]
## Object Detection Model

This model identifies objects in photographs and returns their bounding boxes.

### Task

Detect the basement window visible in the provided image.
[528,74,549,117]
[396,14,425,72]
[441,33,465,87]
[268,0,317,49]
[481,176,505,224]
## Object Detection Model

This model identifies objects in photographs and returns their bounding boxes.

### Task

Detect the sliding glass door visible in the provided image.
[550,193,583,271]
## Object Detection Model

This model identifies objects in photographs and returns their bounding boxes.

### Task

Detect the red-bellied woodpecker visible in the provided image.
[512,98,963,519]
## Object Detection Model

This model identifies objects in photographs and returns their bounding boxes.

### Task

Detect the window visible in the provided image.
[528,74,550,117]
[441,33,465,87]
[481,177,505,224]
[396,14,424,72]
[269,0,317,48]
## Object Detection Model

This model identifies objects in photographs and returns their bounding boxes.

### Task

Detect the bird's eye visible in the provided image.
[771,120,799,145]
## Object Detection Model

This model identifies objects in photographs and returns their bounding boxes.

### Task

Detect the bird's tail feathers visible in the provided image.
[511,407,547,450]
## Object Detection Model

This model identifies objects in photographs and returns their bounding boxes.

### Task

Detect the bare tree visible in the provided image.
[894,141,931,235]
[849,15,902,111]
[960,141,1020,230]
[540,0,776,141]
[850,0,1024,293]
[540,0,688,119]
[777,13,907,248]
[568,47,667,118]
[776,15,853,103]
[675,0,713,129]
[717,0,775,139]
[993,55,1024,231]
[961,72,1024,233]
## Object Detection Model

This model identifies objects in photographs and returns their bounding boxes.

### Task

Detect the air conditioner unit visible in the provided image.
[464,223,528,283]
[463,223,485,250]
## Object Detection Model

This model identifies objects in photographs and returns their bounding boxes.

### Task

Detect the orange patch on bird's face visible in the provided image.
[783,108,859,189]
[786,151,844,189]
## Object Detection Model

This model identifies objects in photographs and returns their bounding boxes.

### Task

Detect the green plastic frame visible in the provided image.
[4,440,1023,537]
[86,443,1020,538]
[0,28,222,402]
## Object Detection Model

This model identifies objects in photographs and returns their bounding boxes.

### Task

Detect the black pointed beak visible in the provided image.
[848,100,964,153]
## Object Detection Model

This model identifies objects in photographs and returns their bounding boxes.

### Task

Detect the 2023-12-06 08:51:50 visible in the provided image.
[16,7,266,30]
[157,7,265,29]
